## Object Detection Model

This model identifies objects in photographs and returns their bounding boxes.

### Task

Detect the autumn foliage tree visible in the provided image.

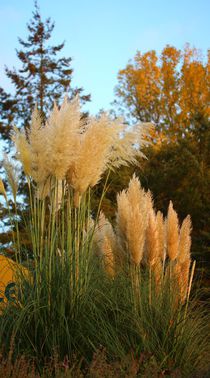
[115,45,209,141]
[114,45,210,282]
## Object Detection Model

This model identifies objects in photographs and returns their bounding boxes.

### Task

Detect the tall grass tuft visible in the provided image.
[0,97,209,376]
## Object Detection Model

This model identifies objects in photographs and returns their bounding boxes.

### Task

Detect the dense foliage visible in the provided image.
[113,46,210,283]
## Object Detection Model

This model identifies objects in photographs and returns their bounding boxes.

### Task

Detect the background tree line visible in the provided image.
[111,45,210,284]
[0,2,209,284]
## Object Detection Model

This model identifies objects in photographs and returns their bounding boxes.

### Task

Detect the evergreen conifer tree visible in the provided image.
[0,1,90,251]
[5,1,90,130]
[0,87,17,147]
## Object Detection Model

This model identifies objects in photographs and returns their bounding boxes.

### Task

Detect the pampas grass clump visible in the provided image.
[95,174,195,304]
[0,96,209,376]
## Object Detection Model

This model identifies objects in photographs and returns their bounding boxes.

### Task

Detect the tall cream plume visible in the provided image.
[68,114,120,201]
[67,115,151,206]
[107,122,151,169]
[36,177,51,200]
[156,211,165,261]
[94,212,116,278]
[11,127,32,176]
[144,198,164,290]
[13,97,150,205]
[178,215,192,264]
[12,98,82,198]
[101,235,115,278]
[116,175,148,266]
[180,259,191,302]
[115,189,130,267]
[12,106,48,188]
[166,201,179,261]
[0,178,7,199]
[45,96,82,180]
[177,215,192,302]
[145,208,159,267]
[28,105,49,184]
[2,154,19,203]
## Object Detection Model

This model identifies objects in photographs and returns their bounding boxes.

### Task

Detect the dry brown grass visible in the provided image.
[0,342,37,378]
[0,346,170,378]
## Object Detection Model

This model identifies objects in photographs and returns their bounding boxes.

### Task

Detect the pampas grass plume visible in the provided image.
[0,178,6,199]
[166,201,179,261]
[116,175,148,266]
[145,208,159,267]
[156,211,165,261]
[3,154,19,203]
[94,212,116,277]
[12,127,32,176]
[45,96,81,180]
[107,122,151,169]
[101,235,115,278]
[178,215,192,264]
[68,114,118,197]
[28,105,49,184]
[180,258,191,302]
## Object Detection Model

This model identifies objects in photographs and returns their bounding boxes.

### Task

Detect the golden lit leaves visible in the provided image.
[116,45,209,140]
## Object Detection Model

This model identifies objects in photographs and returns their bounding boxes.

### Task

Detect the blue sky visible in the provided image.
[0,0,209,114]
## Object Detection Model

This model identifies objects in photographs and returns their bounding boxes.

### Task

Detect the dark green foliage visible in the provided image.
[0,88,17,145]
[136,116,210,283]
[91,166,136,220]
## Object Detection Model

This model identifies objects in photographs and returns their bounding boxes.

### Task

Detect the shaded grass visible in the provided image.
[1,261,209,377]
[0,177,209,377]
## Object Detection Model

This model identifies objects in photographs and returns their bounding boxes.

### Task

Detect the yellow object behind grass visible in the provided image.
[0,255,29,308]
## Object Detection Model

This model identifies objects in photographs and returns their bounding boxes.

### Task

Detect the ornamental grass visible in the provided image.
[0,96,209,376]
